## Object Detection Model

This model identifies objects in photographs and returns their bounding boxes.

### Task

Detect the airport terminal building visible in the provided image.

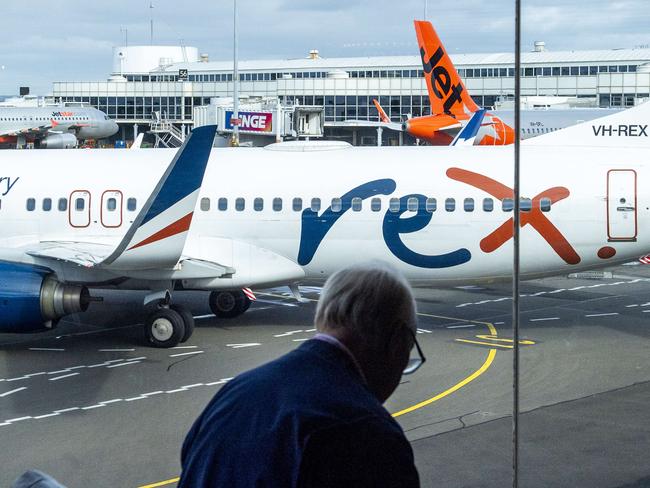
[51,44,650,145]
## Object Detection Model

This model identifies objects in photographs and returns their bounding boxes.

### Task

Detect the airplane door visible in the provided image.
[607,169,637,241]
[69,190,91,228]
[101,190,123,228]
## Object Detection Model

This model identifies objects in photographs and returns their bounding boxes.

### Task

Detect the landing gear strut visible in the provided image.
[144,303,195,348]
[209,290,251,319]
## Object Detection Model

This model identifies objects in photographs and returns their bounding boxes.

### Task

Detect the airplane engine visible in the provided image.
[0,262,91,332]
[40,133,78,149]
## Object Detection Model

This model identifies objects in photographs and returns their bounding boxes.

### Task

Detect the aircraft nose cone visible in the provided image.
[110,121,119,136]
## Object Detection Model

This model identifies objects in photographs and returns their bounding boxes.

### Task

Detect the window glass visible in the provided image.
[483,198,494,212]
[200,197,210,211]
[75,198,85,211]
[407,197,418,212]
[371,198,381,212]
[352,197,362,212]
[107,198,117,211]
[273,197,283,211]
[463,198,474,212]
[235,198,245,211]
[425,198,437,212]
[127,198,137,211]
[389,198,400,213]
[520,198,532,212]
[540,197,551,212]
[331,198,342,212]
[218,198,228,211]
[254,198,264,211]
[310,198,321,212]
[502,198,514,212]
[293,198,303,212]
[58,198,68,212]
[42,198,52,211]
[445,198,455,212]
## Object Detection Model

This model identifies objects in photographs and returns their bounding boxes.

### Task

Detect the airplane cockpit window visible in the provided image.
[273,197,283,211]
[463,198,475,212]
[425,198,437,212]
[200,198,210,211]
[445,198,456,212]
[352,197,362,211]
[371,197,381,212]
[218,198,228,211]
[254,198,264,211]
[331,198,342,212]
[26,198,36,211]
[389,197,400,213]
[540,197,552,212]
[127,198,137,211]
[293,198,303,212]
[310,198,321,212]
[520,198,532,212]
[502,198,514,212]
[483,198,494,211]
[407,197,418,212]
[235,198,245,211]
[75,198,85,211]
[58,198,68,212]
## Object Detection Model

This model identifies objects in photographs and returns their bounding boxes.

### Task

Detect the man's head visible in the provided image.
[314,261,417,403]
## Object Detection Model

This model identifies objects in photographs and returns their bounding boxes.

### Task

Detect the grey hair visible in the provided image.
[314,261,416,347]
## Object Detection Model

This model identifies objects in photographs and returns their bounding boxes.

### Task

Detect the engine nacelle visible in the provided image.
[0,262,90,333]
[40,133,78,149]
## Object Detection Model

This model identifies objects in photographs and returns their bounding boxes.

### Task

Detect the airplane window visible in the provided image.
[540,198,552,212]
[235,198,245,211]
[42,198,52,211]
[293,198,303,212]
[273,197,283,211]
[520,198,532,212]
[127,198,137,211]
[254,198,264,211]
[445,198,456,212]
[107,198,117,211]
[218,198,227,211]
[200,197,210,211]
[310,198,321,212]
[407,197,418,212]
[76,198,85,211]
[331,198,342,212]
[389,198,400,213]
[58,198,68,212]
[352,197,362,212]
[464,198,475,212]
[502,198,514,212]
[483,198,494,212]
[371,197,381,212]
[425,198,437,212]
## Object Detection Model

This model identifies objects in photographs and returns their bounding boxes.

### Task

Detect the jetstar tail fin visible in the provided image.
[414,20,480,118]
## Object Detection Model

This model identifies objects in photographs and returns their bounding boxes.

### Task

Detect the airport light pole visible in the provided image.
[231,0,240,146]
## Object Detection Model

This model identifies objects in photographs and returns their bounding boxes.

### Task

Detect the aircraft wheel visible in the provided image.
[171,305,195,343]
[144,308,186,348]
[209,291,250,318]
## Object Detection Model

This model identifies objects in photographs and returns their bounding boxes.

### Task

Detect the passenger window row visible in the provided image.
[200,197,552,213]
[25,198,138,212]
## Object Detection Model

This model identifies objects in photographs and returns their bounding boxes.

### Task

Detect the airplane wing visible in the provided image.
[0,124,54,138]
[17,125,218,273]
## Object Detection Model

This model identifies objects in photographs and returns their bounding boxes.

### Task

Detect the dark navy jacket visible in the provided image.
[178,339,420,487]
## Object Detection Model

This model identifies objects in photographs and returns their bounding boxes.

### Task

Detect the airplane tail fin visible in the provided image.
[414,20,480,118]
[101,125,217,269]
[373,99,391,123]
[451,109,486,146]
[524,102,650,148]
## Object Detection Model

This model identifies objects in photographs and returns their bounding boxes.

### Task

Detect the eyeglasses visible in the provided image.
[403,327,426,375]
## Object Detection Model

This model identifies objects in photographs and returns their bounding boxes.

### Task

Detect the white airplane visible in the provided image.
[0,103,648,347]
[0,106,118,148]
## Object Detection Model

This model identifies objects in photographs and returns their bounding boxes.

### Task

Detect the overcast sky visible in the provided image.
[1,0,648,95]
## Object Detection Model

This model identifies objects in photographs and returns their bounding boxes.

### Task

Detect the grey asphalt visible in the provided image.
[0,265,649,487]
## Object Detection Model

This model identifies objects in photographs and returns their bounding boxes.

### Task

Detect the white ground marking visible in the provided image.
[6,416,32,423]
[0,387,27,398]
[98,348,135,352]
[81,404,105,410]
[172,345,198,349]
[274,329,305,337]
[530,317,560,322]
[226,343,261,349]
[49,373,80,381]
[626,304,639,308]
[169,351,204,358]
[446,324,477,329]
[494,321,505,325]
[255,298,299,307]
[193,314,214,319]
[585,312,620,317]
[54,407,80,413]
[34,413,60,420]
[28,348,65,352]
[292,338,310,342]
[416,328,432,334]
[106,361,142,368]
